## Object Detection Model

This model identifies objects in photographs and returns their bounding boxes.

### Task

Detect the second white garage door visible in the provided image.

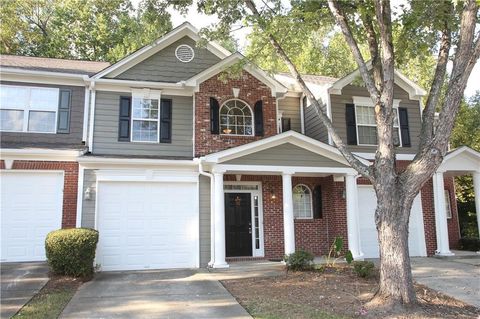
[357,186,427,258]
[96,181,198,271]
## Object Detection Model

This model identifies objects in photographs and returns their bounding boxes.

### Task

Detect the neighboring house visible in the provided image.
[1,23,479,270]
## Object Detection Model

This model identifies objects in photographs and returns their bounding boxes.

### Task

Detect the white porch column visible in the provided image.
[433,171,454,256]
[345,173,363,259]
[473,172,480,244]
[212,170,229,268]
[282,172,296,255]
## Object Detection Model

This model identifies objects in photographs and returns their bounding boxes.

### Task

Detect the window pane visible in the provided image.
[358,126,377,145]
[293,185,312,218]
[0,109,23,131]
[393,129,401,146]
[1,86,29,108]
[219,100,253,135]
[30,88,59,110]
[132,98,158,120]
[356,105,375,125]
[28,111,56,132]
[132,120,158,142]
[393,109,399,127]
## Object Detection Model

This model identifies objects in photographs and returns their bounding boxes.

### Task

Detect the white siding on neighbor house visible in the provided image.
[113,37,221,83]
[93,91,193,157]
[278,96,302,132]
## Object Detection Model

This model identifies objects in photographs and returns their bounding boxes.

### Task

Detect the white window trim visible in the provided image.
[293,183,313,219]
[352,96,402,147]
[130,88,161,143]
[219,99,255,137]
[0,84,59,134]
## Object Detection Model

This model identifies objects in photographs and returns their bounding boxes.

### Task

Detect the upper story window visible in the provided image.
[354,96,401,146]
[131,89,161,142]
[0,85,59,133]
[220,99,253,136]
[293,184,313,219]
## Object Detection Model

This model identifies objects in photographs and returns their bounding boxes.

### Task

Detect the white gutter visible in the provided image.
[0,67,87,79]
[93,78,186,89]
[198,158,215,267]
[87,81,96,152]
[82,86,90,142]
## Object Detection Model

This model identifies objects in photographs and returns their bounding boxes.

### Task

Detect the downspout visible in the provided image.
[198,158,215,267]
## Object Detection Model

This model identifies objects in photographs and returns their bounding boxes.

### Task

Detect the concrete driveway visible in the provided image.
[411,255,480,308]
[60,269,251,319]
[1,262,50,319]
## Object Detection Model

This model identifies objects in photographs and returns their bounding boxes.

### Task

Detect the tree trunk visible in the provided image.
[368,187,417,309]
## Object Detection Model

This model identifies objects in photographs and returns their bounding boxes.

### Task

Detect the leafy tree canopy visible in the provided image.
[0,0,172,62]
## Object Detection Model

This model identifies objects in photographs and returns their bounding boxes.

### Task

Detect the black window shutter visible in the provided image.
[210,97,220,134]
[57,89,71,133]
[118,96,131,141]
[254,100,264,136]
[313,185,323,219]
[345,103,357,145]
[160,99,172,143]
[281,117,291,132]
[398,107,411,147]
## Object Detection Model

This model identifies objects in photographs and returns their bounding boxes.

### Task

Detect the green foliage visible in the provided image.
[0,0,172,62]
[458,237,480,251]
[352,261,375,278]
[45,228,99,278]
[284,249,314,271]
[325,236,353,266]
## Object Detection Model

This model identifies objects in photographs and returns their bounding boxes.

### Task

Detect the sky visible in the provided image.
[133,0,480,98]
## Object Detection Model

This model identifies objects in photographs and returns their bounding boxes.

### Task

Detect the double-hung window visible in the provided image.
[354,96,401,146]
[131,89,161,142]
[0,85,59,133]
[293,184,313,219]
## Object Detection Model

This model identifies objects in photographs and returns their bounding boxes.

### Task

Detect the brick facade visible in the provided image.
[1,160,79,228]
[194,71,277,157]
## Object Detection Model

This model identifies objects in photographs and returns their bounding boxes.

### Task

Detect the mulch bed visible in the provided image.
[222,266,480,319]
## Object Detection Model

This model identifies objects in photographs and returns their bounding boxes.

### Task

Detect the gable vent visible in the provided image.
[175,44,194,63]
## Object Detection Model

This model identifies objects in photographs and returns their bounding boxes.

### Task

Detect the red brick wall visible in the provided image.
[194,71,277,157]
[2,161,78,228]
[224,174,344,259]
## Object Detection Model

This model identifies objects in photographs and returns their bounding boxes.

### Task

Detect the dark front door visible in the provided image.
[225,193,252,257]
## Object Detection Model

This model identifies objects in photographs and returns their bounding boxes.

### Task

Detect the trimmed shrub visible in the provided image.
[352,261,375,278]
[459,237,480,251]
[284,250,314,271]
[45,228,99,278]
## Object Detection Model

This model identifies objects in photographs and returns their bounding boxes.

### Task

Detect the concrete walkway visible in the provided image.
[0,262,50,319]
[411,254,480,308]
[60,268,253,319]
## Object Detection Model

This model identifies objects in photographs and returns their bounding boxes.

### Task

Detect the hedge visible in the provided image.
[45,228,99,278]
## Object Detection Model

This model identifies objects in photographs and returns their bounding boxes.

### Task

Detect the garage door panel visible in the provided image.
[1,172,63,262]
[358,186,427,258]
[96,181,198,271]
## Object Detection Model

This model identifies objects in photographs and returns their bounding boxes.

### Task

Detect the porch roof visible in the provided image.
[439,146,480,176]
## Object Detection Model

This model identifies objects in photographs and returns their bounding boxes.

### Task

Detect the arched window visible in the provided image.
[293,184,313,219]
[220,99,253,135]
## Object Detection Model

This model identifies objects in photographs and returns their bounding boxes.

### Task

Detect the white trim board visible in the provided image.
[0,148,85,162]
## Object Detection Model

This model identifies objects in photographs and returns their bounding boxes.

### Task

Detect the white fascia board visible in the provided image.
[95,169,199,183]
[442,146,480,163]
[353,152,414,161]
[0,148,85,162]
[214,164,358,175]
[185,53,287,97]
[1,68,88,86]
[92,78,193,96]
[77,156,198,169]
[93,23,230,79]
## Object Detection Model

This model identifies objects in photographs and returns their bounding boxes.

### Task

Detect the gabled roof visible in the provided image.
[328,64,427,100]
[185,52,287,97]
[202,130,370,166]
[0,55,110,76]
[439,146,480,173]
[93,22,231,79]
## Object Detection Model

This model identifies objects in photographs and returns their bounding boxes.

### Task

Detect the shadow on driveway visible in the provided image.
[60,269,251,318]
[1,262,50,319]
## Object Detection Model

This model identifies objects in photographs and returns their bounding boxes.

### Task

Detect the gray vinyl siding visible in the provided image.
[304,102,329,143]
[0,81,85,148]
[199,175,211,267]
[224,143,347,167]
[113,37,221,83]
[278,97,301,132]
[81,169,96,229]
[92,91,193,157]
[330,84,422,154]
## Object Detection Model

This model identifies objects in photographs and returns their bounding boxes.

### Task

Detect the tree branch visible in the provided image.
[359,2,382,92]
[327,0,379,101]
[418,0,452,151]
[244,0,372,179]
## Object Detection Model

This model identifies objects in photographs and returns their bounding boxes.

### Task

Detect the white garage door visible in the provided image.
[358,186,427,258]
[96,181,198,271]
[1,171,64,262]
